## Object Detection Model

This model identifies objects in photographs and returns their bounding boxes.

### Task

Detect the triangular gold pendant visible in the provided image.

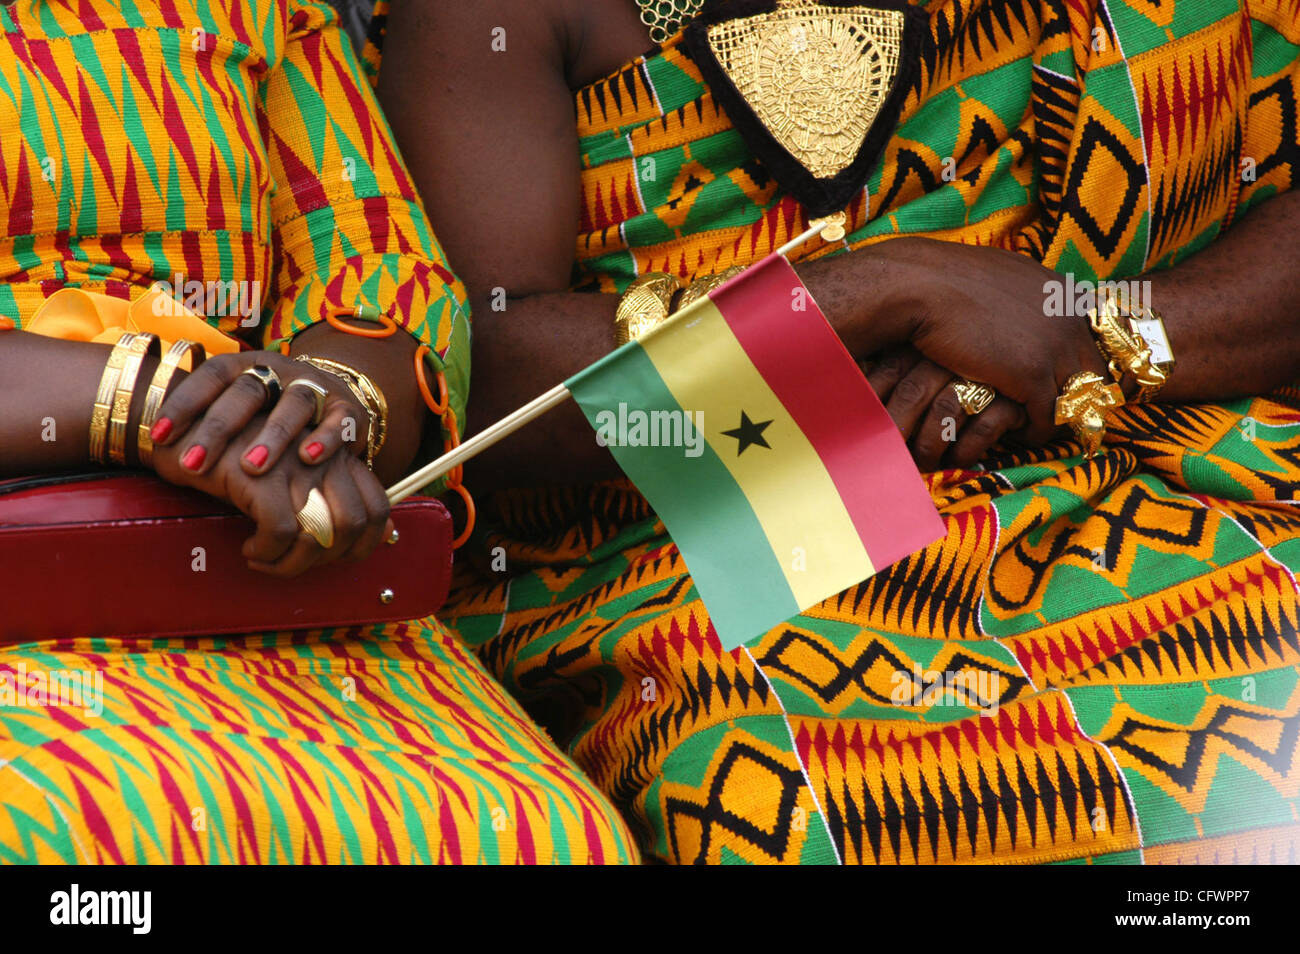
[685,0,923,217]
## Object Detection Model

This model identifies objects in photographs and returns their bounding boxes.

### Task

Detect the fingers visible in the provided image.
[247,459,388,578]
[340,457,392,563]
[240,380,327,475]
[239,474,301,566]
[172,363,275,475]
[247,533,322,579]
[886,359,954,443]
[860,345,922,402]
[912,382,967,471]
[296,401,361,467]
[152,354,251,452]
[314,462,371,567]
[1018,373,1064,447]
[947,397,1026,469]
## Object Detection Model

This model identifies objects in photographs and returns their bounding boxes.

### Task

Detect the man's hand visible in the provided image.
[860,345,1027,470]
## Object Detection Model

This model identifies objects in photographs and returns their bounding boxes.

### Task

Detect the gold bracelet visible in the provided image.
[137,339,206,467]
[615,273,682,346]
[89,333,138,465]
[1088,286,1173,402]
[676,266,745,313]
[1054,370,1125,458]
[293,355,388,467]
[108,333,160,466]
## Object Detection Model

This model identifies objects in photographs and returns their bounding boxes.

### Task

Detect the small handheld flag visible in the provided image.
[387,223,945,650]
[564,253,943,648]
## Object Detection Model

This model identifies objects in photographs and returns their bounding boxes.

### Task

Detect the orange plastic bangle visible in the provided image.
[325,307,398,339]
[442,406,464,488]
[0,316,16,330]
[279,340,291,356]
[447,481,476,548]
[413,345,449,415]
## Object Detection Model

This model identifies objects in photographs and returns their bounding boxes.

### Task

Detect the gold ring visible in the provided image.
[295,487,335,549]
[952,378,996,416]
[241,364,282,406]
[1053,371,1125,458]
[286,377,329,425]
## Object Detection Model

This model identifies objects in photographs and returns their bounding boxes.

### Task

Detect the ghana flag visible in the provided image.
[565,253,944,650]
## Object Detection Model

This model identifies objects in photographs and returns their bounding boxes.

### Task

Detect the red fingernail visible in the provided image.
[244,445,269,469]
[305,441,324,462]
[182,445,206,470]
[150,418,173,443]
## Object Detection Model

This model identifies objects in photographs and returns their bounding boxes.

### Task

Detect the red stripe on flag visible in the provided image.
[710,254,943,569]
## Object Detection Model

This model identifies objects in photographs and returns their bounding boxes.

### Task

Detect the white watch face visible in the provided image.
[1129,316,1174,367]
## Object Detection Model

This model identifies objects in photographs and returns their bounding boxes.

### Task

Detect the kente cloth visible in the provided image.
[0,0,635,865]
[426,0,1300,864]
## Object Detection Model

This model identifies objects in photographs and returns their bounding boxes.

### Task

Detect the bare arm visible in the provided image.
[1142,189,1300,403]
[377,1,901,489]
[0,333,160,476]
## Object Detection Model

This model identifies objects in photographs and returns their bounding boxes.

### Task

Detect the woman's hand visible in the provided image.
[843,238,1112,448]
[150,351,367,478]
[151,412,392,577]
[860,345,1027,470]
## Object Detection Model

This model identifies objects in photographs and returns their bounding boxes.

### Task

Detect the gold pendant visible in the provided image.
[704,0,906,180]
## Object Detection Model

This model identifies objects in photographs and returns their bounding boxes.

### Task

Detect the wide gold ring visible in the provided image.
[295,487,335,549]
[240,364,282,406]
[952,378,996,416]
[286,377,329,425]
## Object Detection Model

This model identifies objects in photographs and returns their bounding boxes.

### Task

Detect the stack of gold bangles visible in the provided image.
[89,332,206,468]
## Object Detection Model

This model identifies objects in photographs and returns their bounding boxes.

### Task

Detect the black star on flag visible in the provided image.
[723,410,773,456]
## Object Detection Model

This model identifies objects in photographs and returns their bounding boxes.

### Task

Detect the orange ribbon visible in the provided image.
[24,287,241,367]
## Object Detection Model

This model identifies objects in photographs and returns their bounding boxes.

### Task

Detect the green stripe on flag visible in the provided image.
[567,343,799,643]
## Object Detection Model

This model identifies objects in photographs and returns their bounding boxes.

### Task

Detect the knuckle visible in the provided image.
[970,416,1002,440]
[335,509,366,539]
[874,353,903,376]
[198,413,232,438]
[261,417,295,446]
[893,376,926,406]
[932,392,963,420]
[270,517,299,547]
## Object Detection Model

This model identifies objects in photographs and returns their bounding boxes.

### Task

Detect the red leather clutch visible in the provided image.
[0,473,453,643]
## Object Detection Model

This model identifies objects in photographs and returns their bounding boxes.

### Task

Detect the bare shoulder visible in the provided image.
[388,0,648,88]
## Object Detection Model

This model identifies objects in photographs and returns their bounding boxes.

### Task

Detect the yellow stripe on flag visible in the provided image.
[639,297,874,606]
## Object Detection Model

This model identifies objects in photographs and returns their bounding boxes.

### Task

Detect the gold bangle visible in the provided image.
[615,273,682,346]
[107,333,160,466]
[137,339,206,467]
[89,333,138,465]
[293,355,389,468]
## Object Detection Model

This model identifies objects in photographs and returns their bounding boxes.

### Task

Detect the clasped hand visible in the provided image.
[851,238,1112,470]
[148,352,389,577]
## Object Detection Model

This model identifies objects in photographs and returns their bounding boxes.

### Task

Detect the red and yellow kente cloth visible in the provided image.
[393,0,1300,864]
[0,0,636,864]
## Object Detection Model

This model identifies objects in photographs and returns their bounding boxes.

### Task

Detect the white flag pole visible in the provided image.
[386,216,840,504]
[386,383,570,504]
